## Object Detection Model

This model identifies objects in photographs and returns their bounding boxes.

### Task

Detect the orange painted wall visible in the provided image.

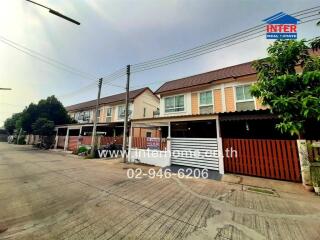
[224,87,235,112]
[132,128,160,137]
[255,98,268,110]
[214,89,223,113]
[191,92,199,114]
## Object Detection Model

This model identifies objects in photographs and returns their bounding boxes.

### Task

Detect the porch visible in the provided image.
[54,122,124,152]
[129,114,224,173]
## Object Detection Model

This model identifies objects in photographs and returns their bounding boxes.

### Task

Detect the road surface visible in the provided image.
[0,143,320,239]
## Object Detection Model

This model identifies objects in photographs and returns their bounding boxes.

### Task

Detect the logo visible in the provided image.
[263,12,300,40]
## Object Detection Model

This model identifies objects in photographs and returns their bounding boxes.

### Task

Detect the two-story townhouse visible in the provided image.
[130,60,310,181]
[55,87,160,151]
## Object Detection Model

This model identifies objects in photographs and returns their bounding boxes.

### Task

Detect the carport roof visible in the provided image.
[219,109,277,121]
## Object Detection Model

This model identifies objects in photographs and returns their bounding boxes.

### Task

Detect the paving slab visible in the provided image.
[0,143,320,240]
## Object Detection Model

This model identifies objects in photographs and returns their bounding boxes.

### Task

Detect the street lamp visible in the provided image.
[0,88,12,90]
[26,0,80,25]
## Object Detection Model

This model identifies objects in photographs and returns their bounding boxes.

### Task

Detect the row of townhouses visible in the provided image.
[55,56,319,183]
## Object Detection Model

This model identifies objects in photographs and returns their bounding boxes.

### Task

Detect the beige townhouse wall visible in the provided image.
[132,90,159,119]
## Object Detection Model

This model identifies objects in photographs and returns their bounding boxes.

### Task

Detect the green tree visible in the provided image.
[3,95,72,135]
[32,118,55,136]
[251,40,320,137]
[4,113,22,134]
[17,103,39,133]
[37,96,72,125]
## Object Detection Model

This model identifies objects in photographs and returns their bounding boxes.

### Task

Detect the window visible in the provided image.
[106,108,112,117]
[118,105,125,119]
[84,111,91,122]
[146,132,152,137]
[199,91,213,114]
[165,95,184,113]
[235,85,255,111]
[143,107,146,117]
[106,107,112,122]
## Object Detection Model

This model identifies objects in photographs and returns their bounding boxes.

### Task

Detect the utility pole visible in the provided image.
[90,78,103,158]
[122,65,130,163]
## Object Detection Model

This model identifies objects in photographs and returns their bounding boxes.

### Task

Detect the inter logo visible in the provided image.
[263,12,299,39]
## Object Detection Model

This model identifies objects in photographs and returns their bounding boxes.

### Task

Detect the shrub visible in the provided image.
[311,165,320,187]
[77,146,88,155]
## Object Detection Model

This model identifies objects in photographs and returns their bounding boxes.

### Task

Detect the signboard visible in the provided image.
[263,12,299,40]
[147,137,160,150]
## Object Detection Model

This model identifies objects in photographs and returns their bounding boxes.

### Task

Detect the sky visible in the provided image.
[0,0,319,126]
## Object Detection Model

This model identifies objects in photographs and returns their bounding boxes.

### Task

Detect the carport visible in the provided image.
[130,114,224,173]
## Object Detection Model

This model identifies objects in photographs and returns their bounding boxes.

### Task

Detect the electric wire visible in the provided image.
[131,8,320,72]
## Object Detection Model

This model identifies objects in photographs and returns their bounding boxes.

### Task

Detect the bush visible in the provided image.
[311,165,320,187]
[77,146,88,155]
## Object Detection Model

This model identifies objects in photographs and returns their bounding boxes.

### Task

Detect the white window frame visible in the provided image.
[106,107,112,117]
[164,95,185,113]
[233,83,256,110]
[235,84,254,103]
[118,105,125,119]
[199,90,213,106]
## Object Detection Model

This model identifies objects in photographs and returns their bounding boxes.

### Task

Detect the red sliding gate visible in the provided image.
[223,139,301,182]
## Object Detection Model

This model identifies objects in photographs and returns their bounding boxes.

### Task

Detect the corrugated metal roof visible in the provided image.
[154,49,320,94]
[66,87,150,112]
[155,61,256,94]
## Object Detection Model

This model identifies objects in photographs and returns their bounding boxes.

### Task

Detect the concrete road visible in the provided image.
[0,143,320,240]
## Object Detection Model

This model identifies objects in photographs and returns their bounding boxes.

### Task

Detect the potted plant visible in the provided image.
[311,164,320,195]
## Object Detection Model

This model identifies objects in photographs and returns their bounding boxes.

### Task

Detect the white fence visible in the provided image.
[171,138,219,170]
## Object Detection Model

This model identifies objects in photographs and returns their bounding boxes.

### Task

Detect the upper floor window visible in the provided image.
[199,91,213,114]
[118,105,125,119]
[235,85,255,111]
[106,107,112,117]
[106,107,112,122]
[165,95,184,113]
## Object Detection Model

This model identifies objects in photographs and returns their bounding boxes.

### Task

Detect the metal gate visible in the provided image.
[171,138,219,170]
[57,136,65,149]
[223,139,301,182]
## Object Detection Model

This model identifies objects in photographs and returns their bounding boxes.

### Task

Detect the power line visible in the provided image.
[0,35,126,98]
[57,70,126,99]
[0,38,96,81]
[37,6,320,101]
[130,16,320,88]
[130,6,320,72]
[0,35,95,79]
[131,17,319,74]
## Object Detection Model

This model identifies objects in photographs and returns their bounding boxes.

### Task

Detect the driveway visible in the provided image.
[0,143,320,240]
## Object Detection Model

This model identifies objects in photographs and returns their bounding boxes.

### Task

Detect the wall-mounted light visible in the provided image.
[245,121,250,131]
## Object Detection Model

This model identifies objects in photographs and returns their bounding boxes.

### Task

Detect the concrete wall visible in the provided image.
[129,148,170,167]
